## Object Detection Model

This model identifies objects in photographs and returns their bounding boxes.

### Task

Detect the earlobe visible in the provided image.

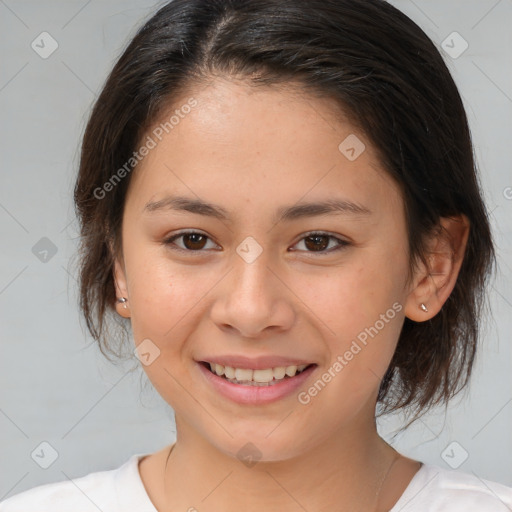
[404,214,470,322]
[113,256,131,319]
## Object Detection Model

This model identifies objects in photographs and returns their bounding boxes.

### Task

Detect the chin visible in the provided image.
[209,430,313,465]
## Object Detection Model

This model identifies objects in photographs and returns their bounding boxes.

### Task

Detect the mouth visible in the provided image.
[198,361,316,386]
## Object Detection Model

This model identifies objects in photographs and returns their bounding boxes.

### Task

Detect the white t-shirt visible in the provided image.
[1,452,511,511]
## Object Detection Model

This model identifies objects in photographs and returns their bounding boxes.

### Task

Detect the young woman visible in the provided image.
[2,0,511,511]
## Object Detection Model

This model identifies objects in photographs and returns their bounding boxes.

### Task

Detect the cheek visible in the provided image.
[126,252,230,356]
[124,253,206,407]
[124,248,200,341]
[304,259,394,334]
[300,256,404,386]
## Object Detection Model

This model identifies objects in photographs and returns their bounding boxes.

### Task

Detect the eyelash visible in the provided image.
[162,230,350,255]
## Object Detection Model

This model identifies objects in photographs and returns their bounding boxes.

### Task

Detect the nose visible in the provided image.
[210,249,296,339]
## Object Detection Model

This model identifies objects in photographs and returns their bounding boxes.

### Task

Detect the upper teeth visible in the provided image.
[208,363,308,383]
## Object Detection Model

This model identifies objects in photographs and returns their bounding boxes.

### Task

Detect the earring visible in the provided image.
[117,297,128,309]
[419,303,428,312]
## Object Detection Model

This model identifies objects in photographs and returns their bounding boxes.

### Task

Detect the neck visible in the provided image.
[160,416,400,512]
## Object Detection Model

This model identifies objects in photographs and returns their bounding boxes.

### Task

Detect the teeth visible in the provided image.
[224,366,236,379]
[207,362,309,383]
[235,368,253,381]
[253,369,274,383]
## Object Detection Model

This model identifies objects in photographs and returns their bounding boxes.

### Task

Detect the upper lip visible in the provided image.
[197,355,315,370]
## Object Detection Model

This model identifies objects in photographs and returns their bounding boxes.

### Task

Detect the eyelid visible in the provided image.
[162,230,220,253]
[289,231,350,254]
[295,230,349,243]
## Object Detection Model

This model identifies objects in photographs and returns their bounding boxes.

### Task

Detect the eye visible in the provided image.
[290,232,350,254]
[162,230,350,255]
[162,231,219,252]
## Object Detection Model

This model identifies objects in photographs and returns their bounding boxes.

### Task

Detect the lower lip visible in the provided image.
[196,362,317,405]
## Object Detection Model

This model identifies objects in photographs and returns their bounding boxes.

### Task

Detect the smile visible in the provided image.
[202,361,311,385]
[196,360,318,404]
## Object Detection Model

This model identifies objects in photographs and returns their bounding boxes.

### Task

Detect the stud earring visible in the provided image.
[117,297,128,309]
[419,303,428,312]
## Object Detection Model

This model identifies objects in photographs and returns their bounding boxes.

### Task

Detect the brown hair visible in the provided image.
[73,0,496,429]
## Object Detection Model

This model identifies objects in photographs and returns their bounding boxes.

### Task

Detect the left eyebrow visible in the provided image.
[143,195,373,223]
[275,198,372,222]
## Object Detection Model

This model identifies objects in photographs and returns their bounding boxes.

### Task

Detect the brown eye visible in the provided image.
[181,233,207,250]
[304,234,330,252]
[292,232,350,254]
[163,231,217,252]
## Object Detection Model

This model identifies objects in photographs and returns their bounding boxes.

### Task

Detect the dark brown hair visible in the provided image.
[73,0,496,429]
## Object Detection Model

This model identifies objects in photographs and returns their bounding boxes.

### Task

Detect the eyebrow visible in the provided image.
[143,195,372,223]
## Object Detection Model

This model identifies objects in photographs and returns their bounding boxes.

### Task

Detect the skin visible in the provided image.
[113,78,469,511]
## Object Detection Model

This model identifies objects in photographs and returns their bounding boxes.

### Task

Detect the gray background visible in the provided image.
[1,0,511,500]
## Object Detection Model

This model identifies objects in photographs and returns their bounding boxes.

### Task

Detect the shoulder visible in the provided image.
[0,453,150,512]
[392,462,512,511]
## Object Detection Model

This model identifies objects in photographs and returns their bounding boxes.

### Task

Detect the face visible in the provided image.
[114,78,415,461]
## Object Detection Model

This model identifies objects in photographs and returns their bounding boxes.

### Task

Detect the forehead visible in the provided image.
[125,79,402,220]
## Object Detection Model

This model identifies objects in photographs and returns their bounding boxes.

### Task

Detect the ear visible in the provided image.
[404,214,470,322]
[111,242,131,319]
